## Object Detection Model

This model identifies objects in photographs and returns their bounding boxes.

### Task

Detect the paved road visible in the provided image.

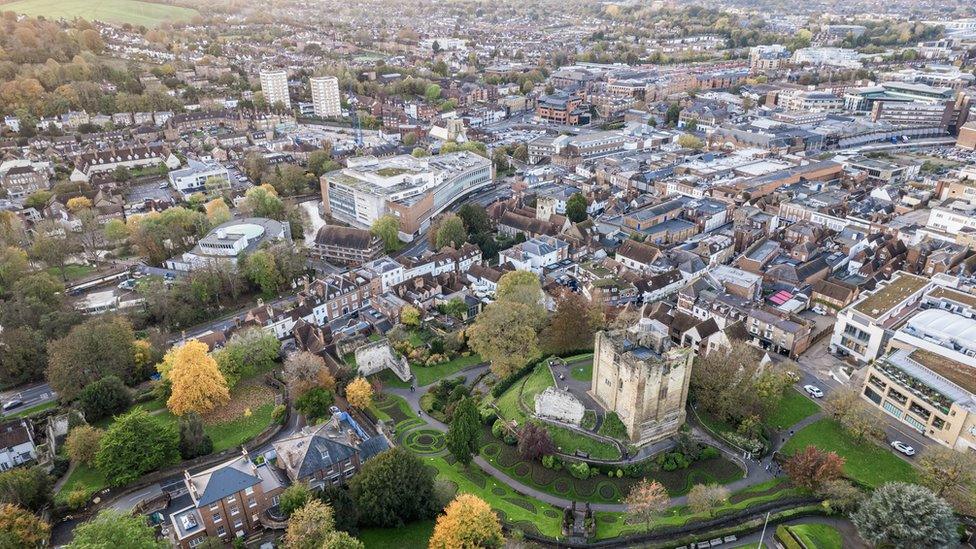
[0,382,57,414]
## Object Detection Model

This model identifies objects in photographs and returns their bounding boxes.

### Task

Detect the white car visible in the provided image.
[803,385,824,398]
[891,441,915,456]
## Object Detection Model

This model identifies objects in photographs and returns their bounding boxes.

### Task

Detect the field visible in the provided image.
[3,0,200,27]
[781,418,916,488]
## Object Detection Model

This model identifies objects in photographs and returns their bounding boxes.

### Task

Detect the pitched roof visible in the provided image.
[315,225,377,249]
[193,461,261,506]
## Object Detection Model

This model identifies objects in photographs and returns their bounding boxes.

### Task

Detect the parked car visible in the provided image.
[803,385,824,398]
[890,441,915,456]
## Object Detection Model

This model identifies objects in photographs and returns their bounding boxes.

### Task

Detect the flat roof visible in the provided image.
[852,272,928,318]
[908,348,976,396]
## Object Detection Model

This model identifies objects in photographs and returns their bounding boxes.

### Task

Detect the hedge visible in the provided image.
[775,525,804,549]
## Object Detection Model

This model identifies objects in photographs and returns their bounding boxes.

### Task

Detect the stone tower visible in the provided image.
[536,195,558,221]
[589,318,694,445]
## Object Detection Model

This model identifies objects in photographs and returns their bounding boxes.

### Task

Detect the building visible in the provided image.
[311,225,383,265]
[0,164,48,199]
[165,218,292,272]
[167,160,230,198]
[498,235,570,274]
[70,144,179,182]
[535,89,590,125]
[830,271,942,363]
[310,76,341,118]
[170,449,286,548]
[749,45,790,72]
[861,349,976,452]
[320,152,493,241]
[272,407,390,489]
[260,69,291,109]
[957,121,976,150]
[590,319,694,445]
[0,420,37,470]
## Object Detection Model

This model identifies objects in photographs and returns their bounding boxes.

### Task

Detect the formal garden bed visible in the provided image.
[780,418,916,488]
[480,428,744,504]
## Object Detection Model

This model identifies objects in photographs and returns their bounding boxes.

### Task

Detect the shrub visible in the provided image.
[569,462,590,480]
[503,433,517,445]
[700,446,720,460]
[542,455,562,470]
[271,404,287,424]
[491,419,506,439]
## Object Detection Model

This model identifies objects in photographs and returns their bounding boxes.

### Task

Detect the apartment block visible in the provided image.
[310,76,341,118]
[259,69,291,109]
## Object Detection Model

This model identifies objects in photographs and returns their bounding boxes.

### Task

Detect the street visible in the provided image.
[0,382,57,415]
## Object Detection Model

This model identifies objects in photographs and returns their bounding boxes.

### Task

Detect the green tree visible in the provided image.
[46,316,137,401]
[321,531,364,549]
[424,84,442,102]
[77,375,132,423]
[280,482,313,518]
[0,327,47,387]
[308,150,338,177]
[95,408,180,486]
[349,447,438,527]
[178,413,213,460]
[565,192,588,223]
[0,246,28,294]
[68,510,165,548]
[284,499,335,549]
[446,397,480,466]
[212,327,281,389]
[434,214,466,250]
[241,185,285,219]
[295,387,334,421]
[665,103,682,126]
[66,426,104,467]
[852,482,958,548]
[0,467,52,513]
[370,215,401,253]
[242,249,283,297]
[411,147,429,158]
[319,485,359,534]
[457,203,491,235]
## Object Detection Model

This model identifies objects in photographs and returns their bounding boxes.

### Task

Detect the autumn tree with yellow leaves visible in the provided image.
[428,494,504,549]
[346,377,373,410]
[159,340,230,416]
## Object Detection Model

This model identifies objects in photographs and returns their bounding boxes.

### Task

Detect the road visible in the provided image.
[0,382,57,414]
[793,337,931,457]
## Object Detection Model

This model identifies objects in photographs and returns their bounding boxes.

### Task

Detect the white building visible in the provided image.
[498,236,570,274]
[0,420,37,470]
[926,199,976,234]
[792,47,862,69]
[260,69,291,109]
[165,218,291,272]
[167,160,230,198]
[310,76,341,118]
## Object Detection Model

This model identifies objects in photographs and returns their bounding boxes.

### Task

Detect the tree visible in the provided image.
[852,482,958,549]
[917,446,976,511]
[242,249,283,297]
[320,485,360,534]
[429,494,504,549]
[687,484,729,517]
[540,291,603,354]
[565,193,588,223]
[159,340,230,416]
[517,422,555,461]
[178,413,213,459]
[66,196,92,212]
[68,510,165,549]
[412,147,429,158]
[690,342,791,427]
[495,270,543,309]
[29,224,74,281]
[823,387,886,442]
[321,531,365,549]
[457,204,491,236]
[212,327,281,389]
[624,479,669,532]
[46,316,137,401]
[425,84,442,102]
[283,351,327,389]
[95,408,179,486]
[0,246,28,294]
[280,482,313,518]
[204,198,231,226]
[678,133,704,150]
[434,214,466,250]
[284,499,335,549]
[0,327,47,387]
[0,504,50,547]
[783,445,845,491]
[77,375,132,423]
[241,185,285,219]
[65,425,104,467]
[665,103,682,126]
[244,153,269,181]
[295,386,334,421]
[349,447,438,527]
[308,150,338,177]
[817,479,862,513]
[400,305,421,327]
[0,467,52,513]
[346,377,373,410]
[446,397,480,466]
[370,215,400,253]
[468,302,540,378]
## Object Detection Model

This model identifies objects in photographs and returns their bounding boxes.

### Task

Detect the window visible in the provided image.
[189,538,205,548]
[882,401,903,418]
[244,486,254,496]
[209,503,219,511]
[216,526,226,537]
[233,519,243,529]
[230,506,239,516]
[212,513,222,523]
[248,497,257,508]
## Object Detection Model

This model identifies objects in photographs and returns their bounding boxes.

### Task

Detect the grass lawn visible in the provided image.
[781,418,916,488]
[204,403,275,452]
[495,362,554,423]
[786,524,843,549]
[3,0,199,26]
[360,520,435,549]
[56,464,107,503]
[3,400,57,418]
[412,354,482,387]
[45,264,95,281]
[765,388,820,430]
[570,362,593,382]
[549,424,621,460]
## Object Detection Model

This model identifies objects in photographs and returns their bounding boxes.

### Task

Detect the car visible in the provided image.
[117,279,136,291]
[158,183,169,190]
[811,305,828,315]
[891,441,916,456]
[2,399,23,411]
[803,385,824,398]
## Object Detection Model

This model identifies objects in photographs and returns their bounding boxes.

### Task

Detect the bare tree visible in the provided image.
[624,479,669,532]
